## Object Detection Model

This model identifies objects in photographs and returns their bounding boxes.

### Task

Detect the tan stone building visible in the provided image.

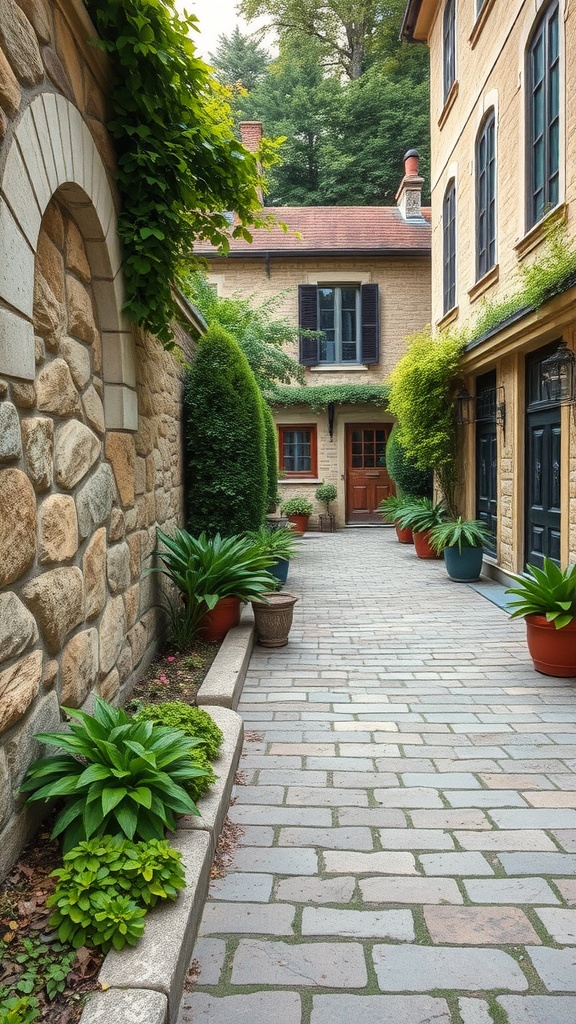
[0,0,203,875]
[195,128,431,528]
[402,0,576,574]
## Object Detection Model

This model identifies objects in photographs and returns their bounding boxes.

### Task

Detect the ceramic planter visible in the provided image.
[443,545,484,581]
[286,514,309,535]
[525,615,576,677]
[395,523,414,544]
[198,596,241,643]
[270,558,290,586]
[251,591,298,647]
[413,530,441,559]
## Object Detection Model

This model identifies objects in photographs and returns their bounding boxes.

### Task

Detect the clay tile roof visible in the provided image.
[194,206,431,257]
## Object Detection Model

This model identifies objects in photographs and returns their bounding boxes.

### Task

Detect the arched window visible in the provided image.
[476,110,497,279]
[443,0,456,102]
[443,180,457,314]
[527,1,560,227]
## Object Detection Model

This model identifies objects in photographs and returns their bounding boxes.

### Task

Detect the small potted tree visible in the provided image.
[279,496,314,534]
[505,559,576,677]
[315,481,338,532]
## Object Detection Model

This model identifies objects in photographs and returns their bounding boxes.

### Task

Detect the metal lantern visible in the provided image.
[456,387,475,425]
[541,342,576,404]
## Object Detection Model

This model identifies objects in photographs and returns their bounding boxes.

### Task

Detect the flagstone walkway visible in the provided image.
[178,530,576,1024]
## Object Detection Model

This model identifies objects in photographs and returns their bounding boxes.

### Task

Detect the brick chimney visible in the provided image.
[239,121,263,203]
[396,149,424,220]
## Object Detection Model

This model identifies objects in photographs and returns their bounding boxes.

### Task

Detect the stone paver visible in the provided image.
[177,533,576,1024]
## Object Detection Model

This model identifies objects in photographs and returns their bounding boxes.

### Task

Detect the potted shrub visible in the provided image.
[395,498,447,559]
[251,590,299,647]
[505,558,576,677]
[153,528,277,643]
[378,494,415,544]
[246,524,299,587]
[315,481,338,532]
[279,496,314,534]
[428,517,493,581]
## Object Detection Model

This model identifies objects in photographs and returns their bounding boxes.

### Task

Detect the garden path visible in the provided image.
[178,529,576,1024]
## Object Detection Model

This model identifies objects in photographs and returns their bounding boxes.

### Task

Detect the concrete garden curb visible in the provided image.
[197,604,255,710]
[79,663,249,1024]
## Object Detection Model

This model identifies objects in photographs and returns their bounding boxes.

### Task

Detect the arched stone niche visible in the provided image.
[0,92,137,429]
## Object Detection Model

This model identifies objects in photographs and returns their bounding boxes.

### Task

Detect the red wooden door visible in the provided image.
[345,424,394,524]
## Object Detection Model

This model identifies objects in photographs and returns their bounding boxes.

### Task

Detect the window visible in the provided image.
[476,110,496,279]
[298,283,379,366]
[443,180,457,314]
[278,425,317,477]
[443,0,456,102]
[527,1,560,228]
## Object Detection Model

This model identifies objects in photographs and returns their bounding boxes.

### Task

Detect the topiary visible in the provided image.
[262,401,280,510]
[184,323,268,535]
[385,426,432,499]
[135,702,224,760]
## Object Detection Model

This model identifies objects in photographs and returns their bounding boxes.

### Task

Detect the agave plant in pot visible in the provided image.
[428,517,493,581]
[246,524,300,587]
[153,528,277,643]
[378,494,415,544]
[279,496,314,534]
[505,558,576,677]
[395,498,447,559]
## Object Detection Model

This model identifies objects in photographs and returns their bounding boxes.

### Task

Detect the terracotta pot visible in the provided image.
[413,529,441,559]
[525,615,576,677]
[198,596,241,643]
[395,523,414,544]
[286,514,309,535]
[251,591,298,647]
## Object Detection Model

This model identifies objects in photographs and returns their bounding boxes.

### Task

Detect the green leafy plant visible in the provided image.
[135,703,223,760]
[279,496,314,517]
[506,559,576,629]
[395,497,447,533]
[84,2,280,345]
[184,323,269,535]
[262,401,281,512]
[20,697,209,851]
[428,517,493,555]
[315,482,337,513]
[246,524,300,562]
[384,425,432,499]
[47,836,185,950]
[377,494,414,524]
[6,939,75,1002]
[268,383,389,411]
[0,996,39,1024]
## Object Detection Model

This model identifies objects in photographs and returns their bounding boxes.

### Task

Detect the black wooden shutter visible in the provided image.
[361,283,379,364]
[298,285,319,365]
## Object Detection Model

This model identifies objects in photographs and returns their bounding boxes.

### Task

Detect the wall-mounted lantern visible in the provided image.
[457,384,506,430]
[541,342,576,405]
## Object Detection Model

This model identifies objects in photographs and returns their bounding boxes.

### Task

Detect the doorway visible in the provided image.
[475,371,497,556]
[345,423,393,524]
[525,347,562,567]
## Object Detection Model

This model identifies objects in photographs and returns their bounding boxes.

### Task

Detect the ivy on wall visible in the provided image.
[267,383,390,412]
[85,0,280,346]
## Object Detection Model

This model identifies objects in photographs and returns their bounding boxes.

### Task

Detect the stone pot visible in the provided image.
[251,592,298,647]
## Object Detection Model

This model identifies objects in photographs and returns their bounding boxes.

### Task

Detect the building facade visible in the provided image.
[195,131,431,529]
[402,0,576,574]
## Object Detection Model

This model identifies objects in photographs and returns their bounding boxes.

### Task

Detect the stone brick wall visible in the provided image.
[0,0,197,876]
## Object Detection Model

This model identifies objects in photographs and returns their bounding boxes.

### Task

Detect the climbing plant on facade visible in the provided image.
[85,0,280,346]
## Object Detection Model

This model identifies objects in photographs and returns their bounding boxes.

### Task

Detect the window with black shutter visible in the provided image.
[476,110,497,280]
[298,283,379,366]
[527,1,560,228]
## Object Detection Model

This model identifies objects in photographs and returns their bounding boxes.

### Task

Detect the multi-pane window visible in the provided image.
[443,180,457,314]
[527,2,560,227]
[278,426,317,477]
[317,286,360,364]
[476,110,496,279]
[443,0,456,102]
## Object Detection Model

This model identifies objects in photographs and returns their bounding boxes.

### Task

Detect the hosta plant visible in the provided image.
[20,697,210,851]
[135,702,223,801]
[506,559,576,629]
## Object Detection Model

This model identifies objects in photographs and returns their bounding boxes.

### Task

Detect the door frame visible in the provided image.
[344,422,394,523]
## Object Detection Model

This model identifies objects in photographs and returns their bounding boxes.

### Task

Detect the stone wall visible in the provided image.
[0,0,197,876]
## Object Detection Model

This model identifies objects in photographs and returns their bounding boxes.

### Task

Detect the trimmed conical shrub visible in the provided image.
[185,323,268,534]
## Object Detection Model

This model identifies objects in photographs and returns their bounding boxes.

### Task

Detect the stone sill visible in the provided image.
[515,203,568,261]
[469,0,497,49]
[80,620,253,1024]
[468,264,500,303]
[436,305,459,330]
[438,80,459,130]
[309,365,369,373]
[280,477,322,486]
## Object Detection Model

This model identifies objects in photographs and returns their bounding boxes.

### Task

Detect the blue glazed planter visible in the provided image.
[270,558,290,586]
[443,545,484,582]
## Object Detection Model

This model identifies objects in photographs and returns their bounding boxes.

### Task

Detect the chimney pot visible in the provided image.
[396,147,423,221]
[239,121,263,153]
[404,149,420,176]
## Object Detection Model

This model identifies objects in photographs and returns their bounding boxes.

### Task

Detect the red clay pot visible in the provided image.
[286,514,309,535]
[198,596,241,643]
[395,523,414,544]
[413,529,441,559]
[525,615,576,677]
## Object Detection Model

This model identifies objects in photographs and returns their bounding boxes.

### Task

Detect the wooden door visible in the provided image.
[345,424,394,524]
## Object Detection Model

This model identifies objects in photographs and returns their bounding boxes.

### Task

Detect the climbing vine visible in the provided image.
[267,383,389,411]
[85,0,280,346]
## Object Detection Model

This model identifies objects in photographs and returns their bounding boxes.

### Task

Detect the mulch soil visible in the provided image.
[0,640,219,1024]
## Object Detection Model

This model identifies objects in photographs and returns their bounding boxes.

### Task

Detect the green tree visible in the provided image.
[184,324,268,535]
[262,401,279,509]
[385,425,432,499]
[181,271,304,393]
[209,26,270,90]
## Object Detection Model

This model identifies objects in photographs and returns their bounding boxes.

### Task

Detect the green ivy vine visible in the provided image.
[85,0,280,346]
[267,383,390,412]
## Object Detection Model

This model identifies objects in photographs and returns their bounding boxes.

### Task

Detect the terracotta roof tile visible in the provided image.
[195,206,431,256]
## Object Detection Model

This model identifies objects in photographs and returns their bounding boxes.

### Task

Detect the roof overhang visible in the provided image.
[401,0,438,42]
[195,247,431,260]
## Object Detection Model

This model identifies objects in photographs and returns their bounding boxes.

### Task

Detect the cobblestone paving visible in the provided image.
[178,531,576,1024]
